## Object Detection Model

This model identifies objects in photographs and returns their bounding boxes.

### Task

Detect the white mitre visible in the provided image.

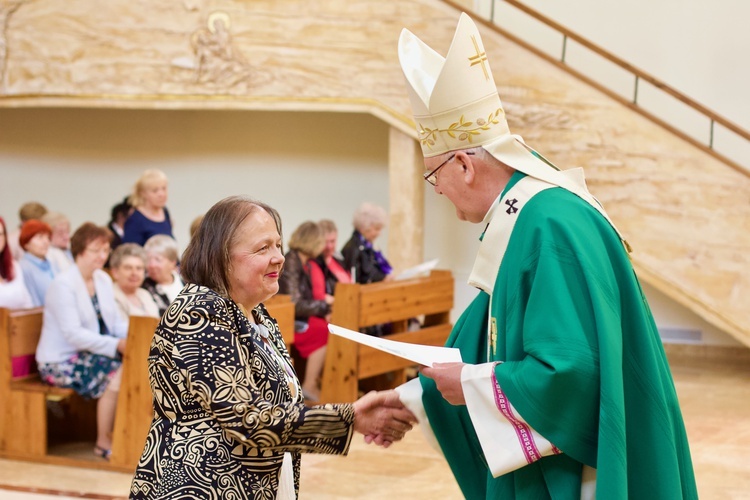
[398,13,628,249]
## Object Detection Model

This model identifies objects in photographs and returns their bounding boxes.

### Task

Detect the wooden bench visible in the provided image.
[109,315,160,469]
[265,293,296,349]
[319,270,454,404]
[0,307,77,459]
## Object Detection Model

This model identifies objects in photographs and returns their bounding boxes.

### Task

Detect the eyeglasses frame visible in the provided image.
[423,151,475,186]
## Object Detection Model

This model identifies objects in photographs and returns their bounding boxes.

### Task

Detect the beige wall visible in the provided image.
[0,108,392,249]
[477,0,750,169]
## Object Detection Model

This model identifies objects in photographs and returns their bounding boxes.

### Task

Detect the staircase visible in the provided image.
[443,0,750,346]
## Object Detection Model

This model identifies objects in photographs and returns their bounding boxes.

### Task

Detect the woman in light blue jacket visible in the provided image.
[36,222,128,460]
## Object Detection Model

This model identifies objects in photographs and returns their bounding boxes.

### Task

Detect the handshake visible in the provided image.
[352,390,418,448]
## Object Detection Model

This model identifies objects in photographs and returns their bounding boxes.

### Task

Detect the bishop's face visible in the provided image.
[424,152,485,224]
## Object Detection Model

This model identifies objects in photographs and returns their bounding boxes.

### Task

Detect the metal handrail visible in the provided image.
[444,0,749,174]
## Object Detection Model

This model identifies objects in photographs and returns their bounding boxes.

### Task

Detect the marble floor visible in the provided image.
[0,352,748,499]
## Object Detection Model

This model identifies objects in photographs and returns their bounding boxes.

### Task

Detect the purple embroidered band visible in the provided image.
[491,370,543,464]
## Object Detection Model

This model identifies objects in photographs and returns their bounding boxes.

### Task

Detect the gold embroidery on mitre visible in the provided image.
[468,35,490,81]
[417,107,505,149]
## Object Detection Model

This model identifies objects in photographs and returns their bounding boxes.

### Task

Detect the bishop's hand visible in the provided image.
[420,362,466,406]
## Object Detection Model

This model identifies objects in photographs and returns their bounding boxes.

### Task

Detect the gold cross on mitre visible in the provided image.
[468,35,489,80]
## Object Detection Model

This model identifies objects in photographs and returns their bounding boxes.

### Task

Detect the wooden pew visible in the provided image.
[109,315,159,469]
[0,307,77,459]
[319,270,454,403]
[265,293,295,349]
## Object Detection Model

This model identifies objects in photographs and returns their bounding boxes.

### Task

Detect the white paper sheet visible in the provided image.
[328,324,462,366]
[394,258,439,281]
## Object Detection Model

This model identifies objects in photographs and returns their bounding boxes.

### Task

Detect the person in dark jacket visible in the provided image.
[341,202,392,284]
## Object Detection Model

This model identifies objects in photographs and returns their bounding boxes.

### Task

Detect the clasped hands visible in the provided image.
[351,362,467,447]
[352,390,417,448]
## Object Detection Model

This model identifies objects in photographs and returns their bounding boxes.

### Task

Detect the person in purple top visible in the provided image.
[122,169,174,247]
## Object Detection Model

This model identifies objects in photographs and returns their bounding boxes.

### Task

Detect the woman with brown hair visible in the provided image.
[130,196,415,499]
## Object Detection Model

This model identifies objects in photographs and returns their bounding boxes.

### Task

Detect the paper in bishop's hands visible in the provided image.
[328,324,462,366]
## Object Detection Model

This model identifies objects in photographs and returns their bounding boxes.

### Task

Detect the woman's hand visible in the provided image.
[352,390,416,448]
[420,362,466,405]
[116,339,127,355]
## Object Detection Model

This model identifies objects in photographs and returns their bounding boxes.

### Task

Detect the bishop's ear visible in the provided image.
[456,151,477,183]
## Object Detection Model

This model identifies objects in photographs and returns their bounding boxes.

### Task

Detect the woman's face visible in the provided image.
[322,230,338,259]
[147,251,177,284]
[361,223,383,243]
[50,221,70,250]
[227,209,285,310]
[112,255,147,294]
[0,223,6,253]
[25,232,51,259]
[76,238,111,272]
[142,180,168,209]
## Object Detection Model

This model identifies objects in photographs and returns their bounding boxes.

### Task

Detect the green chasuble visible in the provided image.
[421,173,697,499]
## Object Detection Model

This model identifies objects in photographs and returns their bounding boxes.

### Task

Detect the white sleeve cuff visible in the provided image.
[396,378,443,455]
[462,363,559,477]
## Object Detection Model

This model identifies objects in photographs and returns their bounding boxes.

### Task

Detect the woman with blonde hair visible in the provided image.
[278,221,332,402]
[42,211,74,272]
[122,169,174,246]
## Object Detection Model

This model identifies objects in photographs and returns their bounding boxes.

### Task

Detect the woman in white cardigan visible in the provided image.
[36,222,129,460]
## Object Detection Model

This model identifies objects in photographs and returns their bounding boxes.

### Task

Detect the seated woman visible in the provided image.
[341,203,394,337]
[142,234,183,316]
[278,221,332,402]
[110,243,159,320]
[341,202,392,284]
[317,219,351,295]
[122,169,174,246]
[35,222,129,459]
[42,211,74,273]
[18,219,59,307]
[130,196,415,499]
[0,216,33,309]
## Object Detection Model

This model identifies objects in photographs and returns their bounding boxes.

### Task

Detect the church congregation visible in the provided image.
[0,167,395,464]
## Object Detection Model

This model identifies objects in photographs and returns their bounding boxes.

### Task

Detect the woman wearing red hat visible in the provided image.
[18,219,59,307]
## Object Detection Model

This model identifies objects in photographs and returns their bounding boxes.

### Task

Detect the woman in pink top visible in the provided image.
[316,219,351,294]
